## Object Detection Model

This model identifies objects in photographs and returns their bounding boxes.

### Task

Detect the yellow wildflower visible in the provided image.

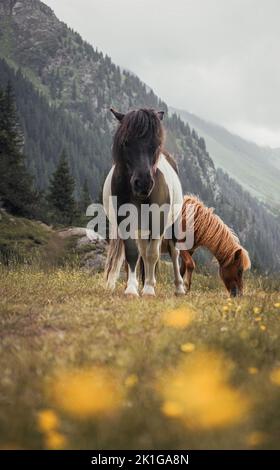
[222,306,229,313]
[157,351,250,430]
[260,325,266,331]
[45,431,67,450]
[253,307,261,314]
[162,307,194,329]
[246,431,267,447]
[125,374,138,388]
[270,368,280,386]
[248,367,258,375]
[274,303,280,308]
[254,316,262,322]
[37,409,59,433]
[162,401,184,417]
[180,342,195,353]
[49,367,124,419]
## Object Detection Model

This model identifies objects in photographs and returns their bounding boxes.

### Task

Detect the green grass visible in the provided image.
[0,211,51,265]
[1,264,280,450]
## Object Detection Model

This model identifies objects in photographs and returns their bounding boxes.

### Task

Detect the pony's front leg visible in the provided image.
[168,240,186,295]
[180,250,195,292]
[138,239,160,296]
[124,238,139,296]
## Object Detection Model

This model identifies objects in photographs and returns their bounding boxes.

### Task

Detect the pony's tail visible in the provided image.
[104,236,125,290]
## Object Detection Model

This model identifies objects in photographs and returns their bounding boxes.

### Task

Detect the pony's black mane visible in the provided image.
[112,108,164,163]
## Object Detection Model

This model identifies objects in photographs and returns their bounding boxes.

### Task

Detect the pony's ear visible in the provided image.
[110,108,125,122]
[157,111,165,121]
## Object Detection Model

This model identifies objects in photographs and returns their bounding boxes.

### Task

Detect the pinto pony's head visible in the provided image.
[219,247,251,297]
[111,107,164,199]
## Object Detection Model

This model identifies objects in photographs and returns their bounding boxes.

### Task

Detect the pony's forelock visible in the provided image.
[112,108,164,163]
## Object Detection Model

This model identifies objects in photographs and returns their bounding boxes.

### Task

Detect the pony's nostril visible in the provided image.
[134,178,141,190]
[132,176,152,195]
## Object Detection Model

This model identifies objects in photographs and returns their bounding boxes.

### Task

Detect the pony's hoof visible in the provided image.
[142,285,156,297]
[175,285,186,296]
[124,286,139,297]
[106,280,116,292]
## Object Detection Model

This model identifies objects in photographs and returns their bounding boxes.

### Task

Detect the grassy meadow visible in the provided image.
[1,260,280,450]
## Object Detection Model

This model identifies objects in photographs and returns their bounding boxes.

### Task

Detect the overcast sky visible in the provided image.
[44,0,280,148]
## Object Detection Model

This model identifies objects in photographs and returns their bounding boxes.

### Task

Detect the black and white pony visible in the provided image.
[103,108,185,297]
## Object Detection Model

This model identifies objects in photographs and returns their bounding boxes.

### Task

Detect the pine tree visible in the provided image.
[79,178,92,214]
[71,79,77,101]
[47,150,76,224]
[0,83,37,215]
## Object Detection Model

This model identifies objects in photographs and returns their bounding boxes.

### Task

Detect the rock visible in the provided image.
[57,227,87,239]
[76,235,107,249]
[82,253,106,273]
[76,236,93,248]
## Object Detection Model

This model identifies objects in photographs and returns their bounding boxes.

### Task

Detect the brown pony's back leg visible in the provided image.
[180,250,195,292]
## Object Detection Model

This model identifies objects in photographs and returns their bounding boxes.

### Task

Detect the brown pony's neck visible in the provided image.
[182,195,240,266]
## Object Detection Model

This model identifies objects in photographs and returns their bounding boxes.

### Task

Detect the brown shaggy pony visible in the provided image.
[180,195,251,296]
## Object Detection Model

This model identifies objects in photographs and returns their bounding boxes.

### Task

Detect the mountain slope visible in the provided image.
[0,0,218,203]
[0,0,280,272]
[171,107,280,211]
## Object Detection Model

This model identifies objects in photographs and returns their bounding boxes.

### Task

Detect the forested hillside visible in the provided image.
[0,0,218,201]
[0,0,280,272]
[172,107,280,212]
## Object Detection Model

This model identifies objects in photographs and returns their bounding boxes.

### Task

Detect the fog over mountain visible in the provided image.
[44,0,280,148]
[171,107,280,210]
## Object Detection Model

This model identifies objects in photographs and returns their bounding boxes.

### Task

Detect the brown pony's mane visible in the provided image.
[182,195,251,270]
[112,108,164,164]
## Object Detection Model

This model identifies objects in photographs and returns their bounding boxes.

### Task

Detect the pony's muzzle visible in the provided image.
[230,286,242,297]
[131,174,154,199]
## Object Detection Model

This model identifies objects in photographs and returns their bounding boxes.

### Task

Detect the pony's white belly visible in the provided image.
[157,153,183,230]
[102,154,183,234]
[103,164,115,223]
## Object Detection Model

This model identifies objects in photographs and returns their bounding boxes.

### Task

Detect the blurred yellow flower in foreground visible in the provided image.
[248,367,258,375]
[158,351,250,430]
[222,306,229,313]
[49,367,124,419]
[162,307,194,329]
[274,303,280,308]
[45,431,67,450]
[37,409,60,433]
[260,325,266,331]
[245,431,267,447]
[180,343,195,353]
[162,401,183,417]
[270,368,280,386]
[253,307,261,315]
[125,374,138,388]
